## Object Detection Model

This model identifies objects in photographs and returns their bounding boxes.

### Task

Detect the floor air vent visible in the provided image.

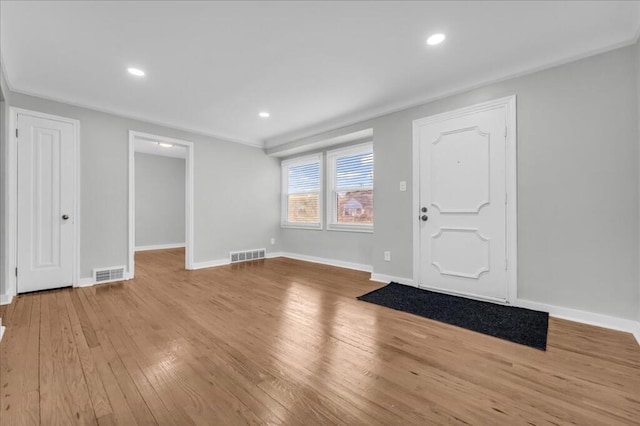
[93,266,126,283]
[230,248,266,263]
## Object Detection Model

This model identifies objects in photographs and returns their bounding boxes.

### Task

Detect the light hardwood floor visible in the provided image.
[1,248,639,425]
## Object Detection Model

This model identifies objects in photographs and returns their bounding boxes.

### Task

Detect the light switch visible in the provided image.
[399,181,407,192]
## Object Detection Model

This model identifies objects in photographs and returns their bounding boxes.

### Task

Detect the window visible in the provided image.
[281,153,323,229]
[326,143,373,232]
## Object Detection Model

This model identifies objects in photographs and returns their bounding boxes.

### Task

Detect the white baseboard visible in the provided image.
[632,321,640,346]
[192,252,284,270]
[277,252,372,273]
[76,273,133,288]
[134,243,185,252]
[0,294,14,306]
[266,251,285,259]
[190,252,372,273]
[191,258,230,270]
[370,273,415,287]
[514,298,640,346]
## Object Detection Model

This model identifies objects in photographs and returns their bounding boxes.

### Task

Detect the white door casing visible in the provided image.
[16,112,78,293]
[412,96,517,303]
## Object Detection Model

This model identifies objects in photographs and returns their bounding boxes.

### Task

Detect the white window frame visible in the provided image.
[326,142,374,233]
[281,153,323,230]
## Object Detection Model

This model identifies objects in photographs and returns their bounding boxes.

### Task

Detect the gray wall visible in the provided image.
[275,45,640,320]
[7,92,282,281]
[280,144,372,266]
[135,153,185,248]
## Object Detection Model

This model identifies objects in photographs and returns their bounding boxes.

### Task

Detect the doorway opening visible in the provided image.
[128,131,194,277]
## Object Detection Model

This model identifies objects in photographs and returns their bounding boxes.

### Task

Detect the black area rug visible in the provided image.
[358,283,549,350]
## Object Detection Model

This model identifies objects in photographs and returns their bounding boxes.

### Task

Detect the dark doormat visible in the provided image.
[358,283,549,350]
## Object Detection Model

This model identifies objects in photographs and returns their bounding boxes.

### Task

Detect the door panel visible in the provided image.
[17,113,75,293]
[418,107,507,301]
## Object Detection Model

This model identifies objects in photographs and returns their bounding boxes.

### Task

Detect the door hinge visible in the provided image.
[15,267,18,277]
[15,128,18,138]
[504,126,507,137]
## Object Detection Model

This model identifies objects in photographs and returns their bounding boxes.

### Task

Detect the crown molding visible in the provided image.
[265,34,640,149]
[4,77,264,149]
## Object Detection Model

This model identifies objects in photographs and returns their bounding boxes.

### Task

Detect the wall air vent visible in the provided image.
[230,248,266,264]
[93,266,126,283]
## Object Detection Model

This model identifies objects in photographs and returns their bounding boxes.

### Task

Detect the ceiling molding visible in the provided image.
[1,32,264,150]
[264,33,640,149]
[6,80,264,150]
[267,128,373,158]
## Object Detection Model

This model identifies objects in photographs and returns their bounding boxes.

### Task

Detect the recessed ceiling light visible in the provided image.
[259,112,270,118]
[157,142,173,148]
[127,67,145,77]
[426,33,446,46]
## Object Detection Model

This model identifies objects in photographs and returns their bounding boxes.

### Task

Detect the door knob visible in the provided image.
[421,207,428,212]
[62,214,69,220]
[421,215,428,222]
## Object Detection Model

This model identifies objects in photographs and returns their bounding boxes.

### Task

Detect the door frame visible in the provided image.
[128,130,194,277]
[7,107,81,297]
[411,95,518,304]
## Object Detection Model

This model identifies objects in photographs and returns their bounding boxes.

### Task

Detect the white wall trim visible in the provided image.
[515,298,640,346]
[278,252,372,272]
[10,88,263,149]
[6,107,81,297]
[0,294,14,306]
[129,131,195,278]
[370,273,415,287]
[191,251,372,273]
[77,272,133,288]
[265,35,639,148]
[412,95,518,304]
[265,251,284,259]
[631,322,640,346]
[191,258,230,270]
[134,243,186,252]
[190,251,285,270]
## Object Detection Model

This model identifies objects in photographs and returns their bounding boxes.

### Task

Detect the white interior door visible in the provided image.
[17,113,76,293]
[417,106,509,302]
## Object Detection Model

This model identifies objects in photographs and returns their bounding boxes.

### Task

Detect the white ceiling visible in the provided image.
[2,1,639,148]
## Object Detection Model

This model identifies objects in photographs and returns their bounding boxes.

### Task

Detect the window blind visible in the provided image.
[336,152,373,190]
[288,161,321,194]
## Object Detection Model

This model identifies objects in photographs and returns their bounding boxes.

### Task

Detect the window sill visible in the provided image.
[327,224,374,233]
[281,223,323,230]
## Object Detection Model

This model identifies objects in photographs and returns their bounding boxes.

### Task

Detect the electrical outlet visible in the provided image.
[384,251,391,262]
[399,181,407,192]
[270,238,276,245]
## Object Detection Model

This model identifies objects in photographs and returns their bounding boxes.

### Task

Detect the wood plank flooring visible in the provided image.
[1,248,639,425]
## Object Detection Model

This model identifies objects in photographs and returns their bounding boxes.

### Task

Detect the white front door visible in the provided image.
[17,112,76,293]
[416,105,510,302]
